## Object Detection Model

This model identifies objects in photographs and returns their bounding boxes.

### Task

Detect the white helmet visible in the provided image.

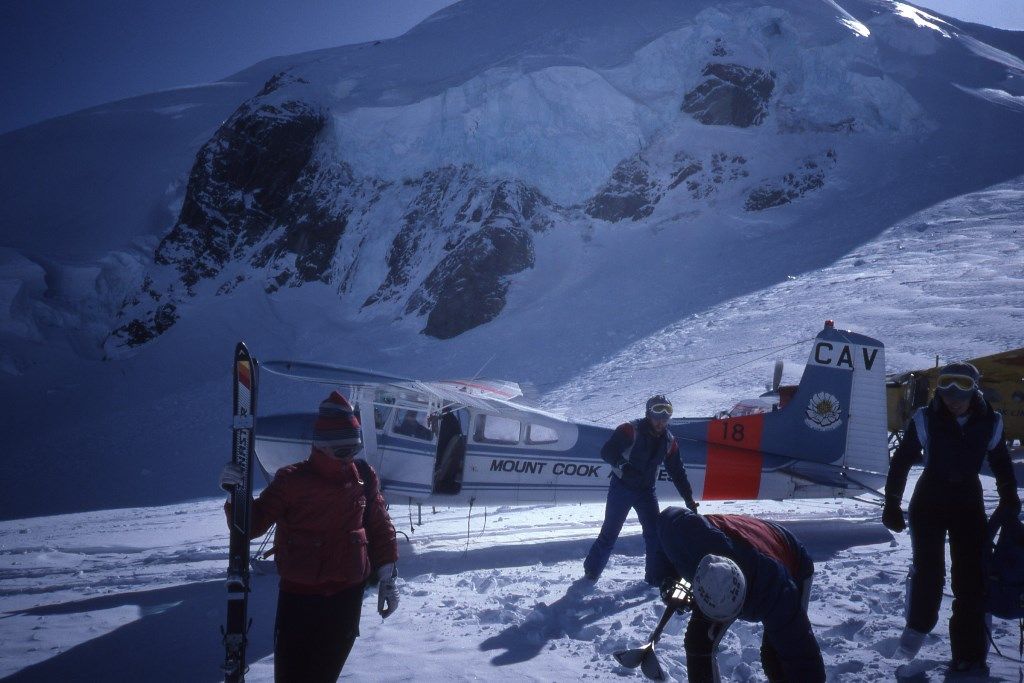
[693,555,746,622]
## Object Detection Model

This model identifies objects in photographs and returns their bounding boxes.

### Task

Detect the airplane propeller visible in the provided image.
[765,359,784,394]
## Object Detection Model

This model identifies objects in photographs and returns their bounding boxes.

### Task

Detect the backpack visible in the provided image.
[986,511,1024,620]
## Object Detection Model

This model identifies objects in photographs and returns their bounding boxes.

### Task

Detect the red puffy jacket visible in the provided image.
[248,449,399,595]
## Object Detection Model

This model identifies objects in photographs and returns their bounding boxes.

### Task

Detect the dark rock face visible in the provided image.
[109,92,330,347]
[107,78,560,350]
[408,225,534,340]
[368,168,554,338]
[256,160,386,292]
[680,153,748,200]
[585,152,729,222]
[585,157,661,221]
[682,63,775,127]
[745,149,837,211]
[156,100,327,289]
[363,166,476,308]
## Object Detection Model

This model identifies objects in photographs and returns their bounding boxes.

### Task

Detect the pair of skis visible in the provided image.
[222,342,257,683]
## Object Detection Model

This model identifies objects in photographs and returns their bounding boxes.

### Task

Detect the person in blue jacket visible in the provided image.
[583,395,697,585]
[654,506,825,683]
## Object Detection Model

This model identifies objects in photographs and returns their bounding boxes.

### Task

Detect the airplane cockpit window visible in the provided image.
[393,409,434,441]
[473,414,521,445]
[526,423,559,445]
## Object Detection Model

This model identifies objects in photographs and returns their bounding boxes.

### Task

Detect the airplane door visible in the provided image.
[361,406,380,462]
[433,409,466,495]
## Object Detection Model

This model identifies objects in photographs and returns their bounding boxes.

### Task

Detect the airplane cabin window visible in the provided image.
[393,409,434,441]
[526,423,559,445]
[374,393,395,430]
[474,414,521,444]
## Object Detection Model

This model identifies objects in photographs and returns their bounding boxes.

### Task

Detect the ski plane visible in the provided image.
[252,321,890,507]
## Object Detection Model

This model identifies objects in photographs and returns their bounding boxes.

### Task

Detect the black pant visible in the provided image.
[274,584,365,683]
[685,612,795,682]
[683,577,820,682]
[907,478,988,662]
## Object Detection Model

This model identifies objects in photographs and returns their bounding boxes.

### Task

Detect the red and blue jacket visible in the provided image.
[601,418,695,505]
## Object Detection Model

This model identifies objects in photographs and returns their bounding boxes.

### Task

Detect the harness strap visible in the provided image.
[912,409,929,465]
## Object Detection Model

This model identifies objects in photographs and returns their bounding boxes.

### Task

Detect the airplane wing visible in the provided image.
[262,360,416,385]
[261,360,531,414]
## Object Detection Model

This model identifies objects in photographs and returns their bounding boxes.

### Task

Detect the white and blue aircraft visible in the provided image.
[252,321,889,507]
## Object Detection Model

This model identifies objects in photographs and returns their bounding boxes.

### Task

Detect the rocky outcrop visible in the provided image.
[408,225,535,339]
[109,92,329,348]
[107,87,561,350]
[156,99,327,289]
[744,150,837,211]
[363,169,554,307]
[682,63,775,127]
[369,169,555,338]
[585,157,662,222]
[679,153,748,200]
[585,152,721,222]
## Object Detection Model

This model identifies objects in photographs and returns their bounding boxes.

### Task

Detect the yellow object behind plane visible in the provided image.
[887,348,1024,443]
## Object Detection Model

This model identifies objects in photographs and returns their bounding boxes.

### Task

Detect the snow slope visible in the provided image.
[3,1,1024,680]
[3,473,1022,681]
[0,0,1022,521]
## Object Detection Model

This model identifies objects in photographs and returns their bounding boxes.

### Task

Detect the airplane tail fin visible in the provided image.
[764,321,888,490]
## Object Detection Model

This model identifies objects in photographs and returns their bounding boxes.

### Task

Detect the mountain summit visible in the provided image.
[99,0,1023,354]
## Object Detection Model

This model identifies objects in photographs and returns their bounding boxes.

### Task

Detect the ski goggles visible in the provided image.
[317,441,364,459]
[647,403,673,419]
[936,374,977,393]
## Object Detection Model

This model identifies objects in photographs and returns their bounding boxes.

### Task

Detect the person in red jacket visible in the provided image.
[220,391,399,683]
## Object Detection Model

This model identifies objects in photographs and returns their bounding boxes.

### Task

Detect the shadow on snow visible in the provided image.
[4,519,890,679]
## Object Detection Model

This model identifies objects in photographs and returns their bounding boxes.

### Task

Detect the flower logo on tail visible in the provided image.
[804,392,842,431]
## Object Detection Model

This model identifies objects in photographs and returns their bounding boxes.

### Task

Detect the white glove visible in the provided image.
[219,462,243,491]
[377,563,399,619]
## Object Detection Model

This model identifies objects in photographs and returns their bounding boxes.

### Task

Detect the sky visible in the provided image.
[918,0,1024,31]
[0,0,459,134]
[1,1,1023,135]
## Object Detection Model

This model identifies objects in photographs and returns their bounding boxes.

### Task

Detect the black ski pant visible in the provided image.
[274,583,365,683]
[683,576,822,682]
[906,478,988,663]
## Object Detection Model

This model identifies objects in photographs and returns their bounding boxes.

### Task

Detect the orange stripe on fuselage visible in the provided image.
[702,415,764,500]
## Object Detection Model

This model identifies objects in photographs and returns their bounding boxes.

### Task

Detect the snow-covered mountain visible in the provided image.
[99,0,1020,352]
[1,0,1023,520]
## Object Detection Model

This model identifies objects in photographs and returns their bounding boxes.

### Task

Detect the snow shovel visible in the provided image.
[613,580,693,681]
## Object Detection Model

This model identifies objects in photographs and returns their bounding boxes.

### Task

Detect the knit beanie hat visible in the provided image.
[693,555,746,622]
[313,391,362,454]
